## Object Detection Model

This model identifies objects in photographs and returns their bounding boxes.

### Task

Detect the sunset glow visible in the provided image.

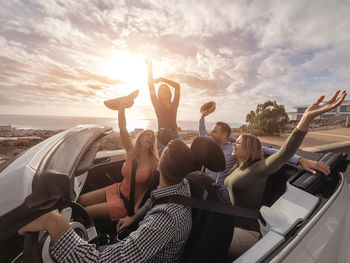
[0,1,349,122]
[99,52,150,104]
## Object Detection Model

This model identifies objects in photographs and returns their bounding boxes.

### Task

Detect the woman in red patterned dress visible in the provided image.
[78,97,158,221]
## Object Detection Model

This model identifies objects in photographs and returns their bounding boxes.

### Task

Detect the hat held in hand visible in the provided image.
[200,101,216,114]
[104,90,139,110]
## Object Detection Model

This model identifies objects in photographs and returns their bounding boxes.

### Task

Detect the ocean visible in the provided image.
[0,114,241,132]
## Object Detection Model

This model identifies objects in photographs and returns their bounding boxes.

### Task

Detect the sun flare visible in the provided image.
[99,51,150,105]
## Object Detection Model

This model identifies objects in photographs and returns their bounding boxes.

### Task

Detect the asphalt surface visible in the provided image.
[258,128,350,182]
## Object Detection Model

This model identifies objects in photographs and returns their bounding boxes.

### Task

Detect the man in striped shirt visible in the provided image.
[19,140,193,263]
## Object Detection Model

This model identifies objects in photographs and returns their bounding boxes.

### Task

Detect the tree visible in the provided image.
[244,100,289,136]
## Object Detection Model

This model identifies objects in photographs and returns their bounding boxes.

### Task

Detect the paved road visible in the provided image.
[258,128,350,181]
[258,128,350,149]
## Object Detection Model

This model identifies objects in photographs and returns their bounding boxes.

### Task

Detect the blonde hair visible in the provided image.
[233,133,263,170]
[133,129,158,172]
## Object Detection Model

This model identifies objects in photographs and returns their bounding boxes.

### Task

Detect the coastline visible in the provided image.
[1,121,349,163]
[0,125,200,161]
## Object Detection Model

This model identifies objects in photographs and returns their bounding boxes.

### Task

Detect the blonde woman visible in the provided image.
[78,97,158,221]
[225,90,347,230]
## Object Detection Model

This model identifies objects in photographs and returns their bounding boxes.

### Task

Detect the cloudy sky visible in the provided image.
[0,0,349,124]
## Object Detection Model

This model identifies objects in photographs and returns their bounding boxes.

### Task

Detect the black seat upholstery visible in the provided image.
[190,136,226,172]
[182,136,234,263]
[290,152,349,194]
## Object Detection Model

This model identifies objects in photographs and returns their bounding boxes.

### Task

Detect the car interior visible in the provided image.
[76,136,349,262]
[2,132,349,263]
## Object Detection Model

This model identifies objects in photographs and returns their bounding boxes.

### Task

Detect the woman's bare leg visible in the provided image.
[77,187,107,207]
[85,202,111,220]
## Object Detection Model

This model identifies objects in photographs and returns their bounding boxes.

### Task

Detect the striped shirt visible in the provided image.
[50,179,192,263]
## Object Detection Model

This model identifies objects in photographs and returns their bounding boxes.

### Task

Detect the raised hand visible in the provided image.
[303,90,347,120]
[297,90,347,131]
[200,101,216,119]
[201,108,213,119]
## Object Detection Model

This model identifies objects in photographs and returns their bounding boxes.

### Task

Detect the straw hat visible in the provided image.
[200,101,216,114]
[104,90,139,110]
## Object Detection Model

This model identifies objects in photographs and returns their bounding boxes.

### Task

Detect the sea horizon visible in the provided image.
[0,114,242,132]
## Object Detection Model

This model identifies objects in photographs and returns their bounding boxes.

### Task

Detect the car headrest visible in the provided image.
[157,128,173,146]
[190,136,226,172]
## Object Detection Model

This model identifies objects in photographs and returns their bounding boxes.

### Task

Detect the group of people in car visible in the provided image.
[18,60,347,262]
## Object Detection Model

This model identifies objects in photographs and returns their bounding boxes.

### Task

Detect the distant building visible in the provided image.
[289,100,350,121]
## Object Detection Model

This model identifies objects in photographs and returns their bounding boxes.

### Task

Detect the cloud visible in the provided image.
[0,92,18,106]
[0,0,349,123]
[75,68,124,85]
[87,84,104,91]
[0,56,30,77]
[167,73,219,94]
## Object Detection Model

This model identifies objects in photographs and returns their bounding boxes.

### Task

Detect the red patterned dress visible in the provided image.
[106,157,151,220]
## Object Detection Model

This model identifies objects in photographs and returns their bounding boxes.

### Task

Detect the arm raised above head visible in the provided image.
[118,108,134,157]
[297,90,347,131]
[146,59,158,107]
[154,77,180,107]
[263,90,347,175]
[199,118,209,137]
[154,77,180,89]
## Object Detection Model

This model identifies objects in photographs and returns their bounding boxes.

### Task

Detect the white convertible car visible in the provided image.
[0,125,349,263]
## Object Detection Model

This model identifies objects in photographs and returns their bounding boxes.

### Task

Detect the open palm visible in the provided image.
[304,90,347,120]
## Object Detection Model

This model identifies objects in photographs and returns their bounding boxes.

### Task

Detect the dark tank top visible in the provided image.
[154,101,178,130]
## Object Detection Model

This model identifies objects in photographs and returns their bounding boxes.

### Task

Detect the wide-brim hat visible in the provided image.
[200,101,216,114]
[104,89,139,110]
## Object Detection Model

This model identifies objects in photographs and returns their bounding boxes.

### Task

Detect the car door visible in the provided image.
[0,125,112,263]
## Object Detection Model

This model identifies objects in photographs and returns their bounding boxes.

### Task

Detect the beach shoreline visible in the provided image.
[1,121,349,162]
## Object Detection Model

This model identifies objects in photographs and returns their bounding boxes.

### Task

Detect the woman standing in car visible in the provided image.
[225,90,347,231]
[78,96,158,221]
[146,60,182,154]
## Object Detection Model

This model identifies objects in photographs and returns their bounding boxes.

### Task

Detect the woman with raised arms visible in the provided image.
[146,60,182,154]
[225,90,347,230]
[78,95,158,221]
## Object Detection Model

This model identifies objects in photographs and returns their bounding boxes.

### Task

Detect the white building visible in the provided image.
[289,100,350,121]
